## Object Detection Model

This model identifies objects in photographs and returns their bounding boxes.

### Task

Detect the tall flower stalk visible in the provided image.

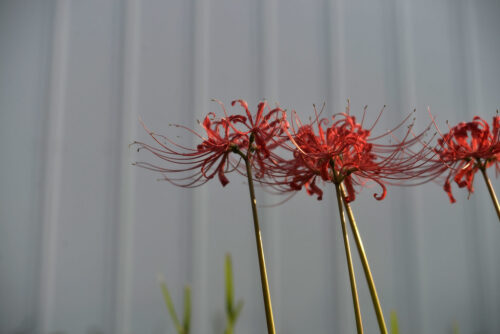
[332,162,364,334]
[232,137,275,333]
[479,165,500,219]
[341,184,387,333]
[133,100,282,334]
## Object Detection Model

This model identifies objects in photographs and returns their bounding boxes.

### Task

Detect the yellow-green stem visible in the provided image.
[243,157,276,334]
[479,166,500,221]
[340,185,388,334]
[334,182,364,334]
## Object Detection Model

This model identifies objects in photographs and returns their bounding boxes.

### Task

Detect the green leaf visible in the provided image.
[233,300,244,322]
[183,285,191,334]
[452,321,460,334]
[390,310,399,334]
[159,276,183,334]
[225,253,234,317]
[224,324,234,334]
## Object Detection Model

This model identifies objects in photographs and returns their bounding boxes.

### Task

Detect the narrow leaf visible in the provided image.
[183,285,191,334]
[225,253,234,316]
[233,300,244,322]
[158,275,183,334]
[390,310,399,334]
[224,323,234,334]
[452,321,460,334]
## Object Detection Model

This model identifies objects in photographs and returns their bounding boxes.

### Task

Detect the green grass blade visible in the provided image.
[225,253,234,317]
[390,310,399,334]
[183,285,191,334]
[452,321,460,334]
[233,300,244,322]
[158,275,183,334]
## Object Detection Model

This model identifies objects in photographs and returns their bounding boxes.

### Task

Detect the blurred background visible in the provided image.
[1,0,500,333]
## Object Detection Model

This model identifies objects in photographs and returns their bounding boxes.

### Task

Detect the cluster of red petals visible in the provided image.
[134,99,438,203]
[265,106,430,202]
[430,115,500,203]
[133,100,285,187]
[225,100,286,178]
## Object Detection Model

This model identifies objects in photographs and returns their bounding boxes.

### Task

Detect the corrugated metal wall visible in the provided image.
[1,0,500,333]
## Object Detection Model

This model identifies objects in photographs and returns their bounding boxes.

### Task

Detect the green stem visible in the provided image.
[479,166,500,221]
[224,321,234,334]
[340,185,387,334]
[334,182,364,334]
[241,151,276,334]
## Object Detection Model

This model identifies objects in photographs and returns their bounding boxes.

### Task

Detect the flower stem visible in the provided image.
[340,185,387,334]
[334,182,364,334]
[479,166,500,221]
[243,156,276,334]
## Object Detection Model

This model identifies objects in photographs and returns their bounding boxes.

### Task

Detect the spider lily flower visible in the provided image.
[133,113,247,187]
[219,99,287,177]
[133,99,285,334]
[430,115,500,203]
[266,103,433,334]
[133,100,286,187]
[266,103,430,202]
[265,104,432,333]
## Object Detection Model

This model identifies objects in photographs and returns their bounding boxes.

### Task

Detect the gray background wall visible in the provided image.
[1,0,500,333]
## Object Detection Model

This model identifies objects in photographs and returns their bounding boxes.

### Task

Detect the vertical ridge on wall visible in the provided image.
[325,0,351,332]
[37,0,71,332]
[460,0,499,331]
[0,1,55,332]
[326,0,347,114]
[392,1,425,333]
[102,1,127,332]
[449,1,484,331]
[190,0,210,332]
[113,0,141,333]
[258,0,282,328]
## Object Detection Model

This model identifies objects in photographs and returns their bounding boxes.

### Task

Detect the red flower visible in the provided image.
[217,99,286,177]
[133,100,286,187]
[431,115,500,203]
[266,103,429,202]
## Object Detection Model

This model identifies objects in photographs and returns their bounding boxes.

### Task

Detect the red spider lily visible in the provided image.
[133,100,286,187]
[265,103,430,202]
[216,99,287,177]
[133,100,286,333]
[430,115,500,203]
